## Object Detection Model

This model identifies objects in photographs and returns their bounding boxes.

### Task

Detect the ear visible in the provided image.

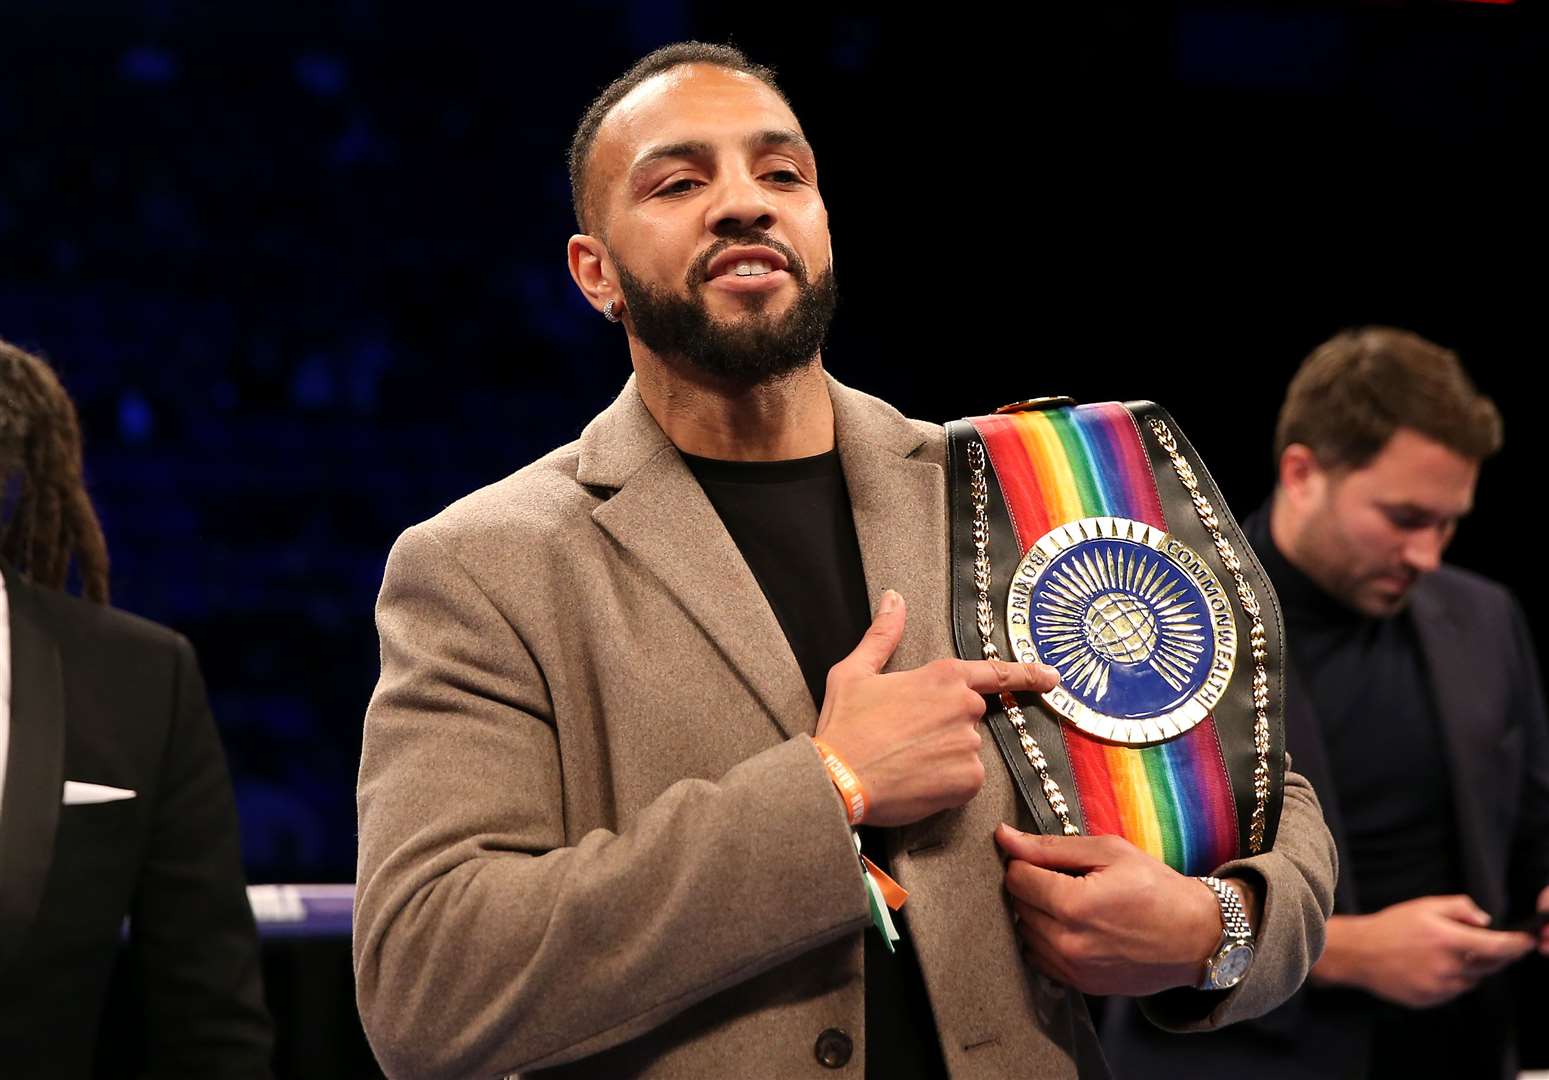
[1277,443,1326,507]
[567,234,621,318]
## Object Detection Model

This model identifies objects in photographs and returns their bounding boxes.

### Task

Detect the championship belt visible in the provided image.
[947,399,1286,873]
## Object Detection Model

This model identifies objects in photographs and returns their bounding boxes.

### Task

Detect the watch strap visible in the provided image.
[1196,875,1254,990]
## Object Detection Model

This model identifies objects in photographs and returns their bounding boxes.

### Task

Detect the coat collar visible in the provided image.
[0,560,65,969]
[576,373,944,739]
[573,373,929,490]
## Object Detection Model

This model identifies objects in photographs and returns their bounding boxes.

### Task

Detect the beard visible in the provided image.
[613,234,838,388]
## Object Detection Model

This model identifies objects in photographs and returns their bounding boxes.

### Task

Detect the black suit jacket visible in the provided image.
[1101,523,1549,1079]
[0,562,272,1078]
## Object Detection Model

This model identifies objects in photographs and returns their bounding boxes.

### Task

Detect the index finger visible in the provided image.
[1452,925,1535,961]
[1004,855,1074,918]
[959,658,1060,695]
[995,824,1126,871]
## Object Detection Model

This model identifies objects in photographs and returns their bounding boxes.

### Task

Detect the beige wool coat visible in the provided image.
[354,376,1337,1079]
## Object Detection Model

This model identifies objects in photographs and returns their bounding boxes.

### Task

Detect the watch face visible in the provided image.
[1214,943,1255,987]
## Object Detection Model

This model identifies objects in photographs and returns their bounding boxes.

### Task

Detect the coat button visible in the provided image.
[814,1028,853,1068]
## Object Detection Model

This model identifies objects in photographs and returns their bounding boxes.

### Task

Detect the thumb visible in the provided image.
[1433,894,1491,927]
[838,590,906,677]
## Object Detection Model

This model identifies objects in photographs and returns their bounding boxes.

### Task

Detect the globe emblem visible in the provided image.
[1009,520,1235,736]
[1083,591,1159,664]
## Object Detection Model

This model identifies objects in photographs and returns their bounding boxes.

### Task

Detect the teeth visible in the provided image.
[733,259,773,277]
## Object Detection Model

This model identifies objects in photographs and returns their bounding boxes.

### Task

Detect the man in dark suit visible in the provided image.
[1102,327,1549,1079]
[0,338,272,1077]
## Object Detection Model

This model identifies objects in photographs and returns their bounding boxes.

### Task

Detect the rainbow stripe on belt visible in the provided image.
[970,403,1239,875]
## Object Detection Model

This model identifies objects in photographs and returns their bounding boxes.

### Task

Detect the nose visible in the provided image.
[704,167,776,237]
[1400,526,1446,575]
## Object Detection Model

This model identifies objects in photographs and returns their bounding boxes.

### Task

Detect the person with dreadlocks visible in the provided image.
[0,338,273,1078]
[0,340,111,602]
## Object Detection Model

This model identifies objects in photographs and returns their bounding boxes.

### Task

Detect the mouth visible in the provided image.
[701,246,794,294]
[1372,572,1419,595]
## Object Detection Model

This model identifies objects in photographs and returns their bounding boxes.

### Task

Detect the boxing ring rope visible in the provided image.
[248,884,355,938]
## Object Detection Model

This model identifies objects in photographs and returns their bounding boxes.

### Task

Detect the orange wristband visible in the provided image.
[812,738,867,825]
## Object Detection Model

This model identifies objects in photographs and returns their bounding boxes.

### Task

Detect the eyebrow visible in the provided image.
[754,129,813,156]
[1380,500,1472,520]
[630,129,814,178]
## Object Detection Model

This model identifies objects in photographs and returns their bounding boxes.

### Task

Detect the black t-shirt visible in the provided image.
[685,448,949,1079]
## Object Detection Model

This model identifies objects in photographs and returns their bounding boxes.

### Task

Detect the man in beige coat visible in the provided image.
[355,43,1337,1079]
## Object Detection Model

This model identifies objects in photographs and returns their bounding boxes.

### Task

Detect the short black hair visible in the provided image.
[567,42,789,235]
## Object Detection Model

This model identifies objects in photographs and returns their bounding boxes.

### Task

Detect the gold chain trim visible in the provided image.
[966,439,1079,836]
[1144,417,1272,854]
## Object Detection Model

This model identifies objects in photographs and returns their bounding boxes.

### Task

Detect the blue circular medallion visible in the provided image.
[1006,517,1238,744]
[1028,535,1214,721]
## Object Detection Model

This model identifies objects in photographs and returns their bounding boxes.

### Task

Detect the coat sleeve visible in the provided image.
[129,635,275,1078]
[1138,759,1338,1031]
[353,524,871,1080]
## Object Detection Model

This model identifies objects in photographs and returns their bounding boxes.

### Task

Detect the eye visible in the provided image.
[1383,507,1437,531]
[765,169,803,184]
[655,177,702,198]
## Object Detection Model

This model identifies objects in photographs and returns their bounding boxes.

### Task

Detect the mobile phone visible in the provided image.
[1495,911,1549,935]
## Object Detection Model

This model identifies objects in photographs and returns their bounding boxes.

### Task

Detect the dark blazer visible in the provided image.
[0,562,272,1078]
[1101,516,1549,1080]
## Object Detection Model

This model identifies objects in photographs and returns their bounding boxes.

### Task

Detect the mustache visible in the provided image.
[687,232,807,288]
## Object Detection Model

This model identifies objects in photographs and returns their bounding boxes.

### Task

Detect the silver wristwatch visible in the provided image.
[1196,875,1255,990]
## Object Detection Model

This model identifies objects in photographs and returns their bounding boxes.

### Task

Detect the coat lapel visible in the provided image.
[579,379,816,739]
[576,375,949,740]
[829,378,946,674]
[829,382,951,863]
[0,564,65,969]
[1409,583,1500,908]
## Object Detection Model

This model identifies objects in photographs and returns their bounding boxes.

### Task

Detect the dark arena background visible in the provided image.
[2,3,1545,1075]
